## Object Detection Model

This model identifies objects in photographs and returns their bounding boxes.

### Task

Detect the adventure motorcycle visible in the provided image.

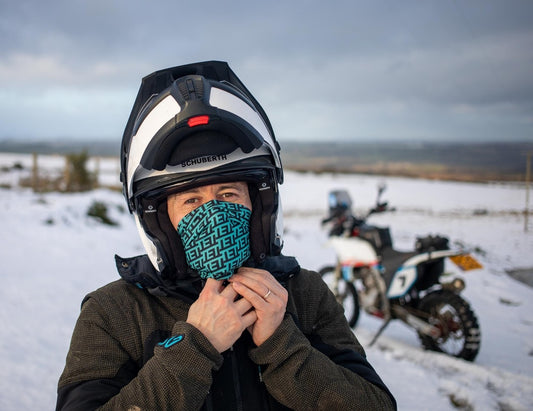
[319,185,482,361]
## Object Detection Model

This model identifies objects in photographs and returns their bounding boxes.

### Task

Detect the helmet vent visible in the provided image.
[177,77,204,101]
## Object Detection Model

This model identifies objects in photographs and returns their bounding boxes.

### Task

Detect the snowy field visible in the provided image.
[1,152,532,410]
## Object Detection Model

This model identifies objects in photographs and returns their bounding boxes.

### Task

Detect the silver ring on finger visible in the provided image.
[263,288,272,300]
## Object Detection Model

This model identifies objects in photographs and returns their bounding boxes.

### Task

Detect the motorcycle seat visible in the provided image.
[379,246,418,288]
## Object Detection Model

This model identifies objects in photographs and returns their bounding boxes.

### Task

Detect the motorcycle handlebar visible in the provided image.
[367,202,395,216]
[322,203,396,226]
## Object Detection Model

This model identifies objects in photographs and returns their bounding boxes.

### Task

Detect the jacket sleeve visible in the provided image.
[56,296,223,410]
[248,270,396,410]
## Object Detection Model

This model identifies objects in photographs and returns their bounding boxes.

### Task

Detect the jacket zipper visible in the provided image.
[229,345,244,411]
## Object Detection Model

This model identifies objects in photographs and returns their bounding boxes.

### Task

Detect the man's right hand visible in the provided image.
[186,278,257,352]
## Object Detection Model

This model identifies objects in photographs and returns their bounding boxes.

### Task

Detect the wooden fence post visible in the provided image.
[63,155,71,192]
[525,152,531,233]
[32,152,39,192]
[94,156,100,188]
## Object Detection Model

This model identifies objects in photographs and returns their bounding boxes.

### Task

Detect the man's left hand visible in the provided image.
[229,267,288,346]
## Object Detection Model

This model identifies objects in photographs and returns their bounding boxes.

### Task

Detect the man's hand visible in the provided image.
[187,278,257,353]
[229,268,288,346]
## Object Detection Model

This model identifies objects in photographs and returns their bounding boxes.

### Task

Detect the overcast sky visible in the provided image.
[1,0,532,144]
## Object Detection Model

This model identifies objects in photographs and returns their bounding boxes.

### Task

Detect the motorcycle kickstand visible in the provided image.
[368,318,391,347]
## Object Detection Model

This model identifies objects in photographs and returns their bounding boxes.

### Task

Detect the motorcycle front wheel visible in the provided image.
[318,266,360,327]
[416,290,481,361]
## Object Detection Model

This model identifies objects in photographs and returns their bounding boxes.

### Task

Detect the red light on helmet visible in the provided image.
[187,115,210,127]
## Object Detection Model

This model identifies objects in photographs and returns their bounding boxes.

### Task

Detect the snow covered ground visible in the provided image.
[0,153,532,410]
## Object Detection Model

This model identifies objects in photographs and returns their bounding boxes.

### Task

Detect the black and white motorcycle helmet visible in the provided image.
[120,61,284,279]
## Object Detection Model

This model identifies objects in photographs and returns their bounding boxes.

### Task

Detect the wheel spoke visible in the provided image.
[417,291,480,361]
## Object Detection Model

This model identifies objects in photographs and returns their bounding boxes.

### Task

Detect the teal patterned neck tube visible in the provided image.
[177,200,252,280]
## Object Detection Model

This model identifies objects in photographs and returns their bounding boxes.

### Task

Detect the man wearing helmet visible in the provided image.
[57,61,396,410]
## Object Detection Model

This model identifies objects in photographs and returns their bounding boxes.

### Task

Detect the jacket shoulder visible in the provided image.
[286,269,337,328]
[81,279,144,308]
[287,268,328,302]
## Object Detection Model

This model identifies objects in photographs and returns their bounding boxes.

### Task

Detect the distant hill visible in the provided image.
[282,141,533,182]
[1,139,531,182]
[0,139,120,157]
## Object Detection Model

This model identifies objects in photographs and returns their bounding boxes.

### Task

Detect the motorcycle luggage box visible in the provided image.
[415,235,449,252]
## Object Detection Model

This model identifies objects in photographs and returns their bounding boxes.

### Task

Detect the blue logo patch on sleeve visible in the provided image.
[157,335,184,348]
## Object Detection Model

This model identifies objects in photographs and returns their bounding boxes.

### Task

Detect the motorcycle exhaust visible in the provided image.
[391,305,441,338]
[368,305,441,347]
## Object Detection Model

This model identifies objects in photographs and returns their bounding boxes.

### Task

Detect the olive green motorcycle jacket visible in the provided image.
[57,254,396,410]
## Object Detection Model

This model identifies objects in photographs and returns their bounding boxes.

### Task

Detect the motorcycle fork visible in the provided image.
[356,266,390,318]
[354,266,395,347]
[330,263,349,304]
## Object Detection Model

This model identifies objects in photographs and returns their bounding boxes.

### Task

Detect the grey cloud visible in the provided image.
[0,0,532,141]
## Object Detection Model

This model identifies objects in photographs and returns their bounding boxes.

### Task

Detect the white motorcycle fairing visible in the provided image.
[326,237,379,267]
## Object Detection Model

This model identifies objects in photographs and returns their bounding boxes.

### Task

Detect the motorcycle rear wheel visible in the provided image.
[416,290,480,361]
[318,266,360,327]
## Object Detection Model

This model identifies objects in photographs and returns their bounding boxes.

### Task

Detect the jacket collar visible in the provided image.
[115,253,300,302]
